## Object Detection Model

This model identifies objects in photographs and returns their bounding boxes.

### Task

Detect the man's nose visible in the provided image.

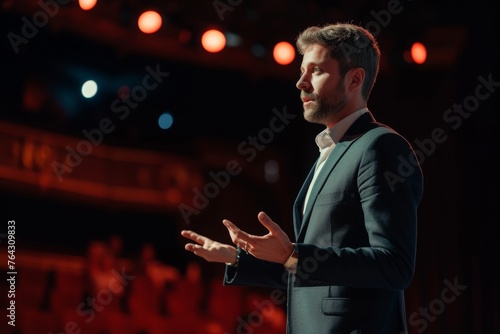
[296,75,310,91]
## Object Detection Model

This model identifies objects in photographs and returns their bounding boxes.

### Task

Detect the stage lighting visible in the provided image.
[224,32,242,47]
[410,42,427,64]
[138,10,162,34]
[81,80,98,98]
[201,29,226,53]
[273,41,295,65]
[158,112,174,130]
[251,43,266,58]
[79,0,97,11]
[264,159,280,184]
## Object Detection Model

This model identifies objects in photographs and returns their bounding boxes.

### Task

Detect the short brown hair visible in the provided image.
[296,22,381,100]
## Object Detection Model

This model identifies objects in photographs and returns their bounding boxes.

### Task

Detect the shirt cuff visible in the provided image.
[283,244,298,273]
[225,247,241,267]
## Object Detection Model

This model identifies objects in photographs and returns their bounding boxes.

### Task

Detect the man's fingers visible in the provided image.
[222,219,244,237]
[223,219,252,249]
[185,243,206,253]
[222,219,238,231]
[184,243,209,260]
[257,211,280,233]
[181,230,210,245]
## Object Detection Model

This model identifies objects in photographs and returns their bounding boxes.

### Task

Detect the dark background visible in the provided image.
[1,0,499,333]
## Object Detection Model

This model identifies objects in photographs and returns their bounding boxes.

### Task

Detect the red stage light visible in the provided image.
[79,0,97,11]
[273,41,295,65]
[138,11,162,34]
[201,29,226,53]
[411,42,427,64]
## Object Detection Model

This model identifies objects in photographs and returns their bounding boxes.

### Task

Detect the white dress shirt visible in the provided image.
[303,108,368,214]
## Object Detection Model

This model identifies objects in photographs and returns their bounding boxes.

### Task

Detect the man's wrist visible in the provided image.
[284,243,298,273]
[226,247,241,267]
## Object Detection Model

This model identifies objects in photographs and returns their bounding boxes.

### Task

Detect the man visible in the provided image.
[181,22,423,334]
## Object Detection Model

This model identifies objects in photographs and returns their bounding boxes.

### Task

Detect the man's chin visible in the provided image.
[303,109,322,124]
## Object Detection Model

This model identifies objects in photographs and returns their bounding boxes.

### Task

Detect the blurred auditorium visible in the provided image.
[0,0,499,334]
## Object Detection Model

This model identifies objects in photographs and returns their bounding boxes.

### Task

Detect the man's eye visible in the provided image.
[313,67,321,72]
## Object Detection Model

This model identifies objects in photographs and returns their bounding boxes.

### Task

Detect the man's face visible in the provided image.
[296,44,347,126]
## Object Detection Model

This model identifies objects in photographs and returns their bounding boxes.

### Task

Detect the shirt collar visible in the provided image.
[315,108,369,150]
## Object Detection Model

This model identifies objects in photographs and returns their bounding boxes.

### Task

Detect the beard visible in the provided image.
[302,82,347,125]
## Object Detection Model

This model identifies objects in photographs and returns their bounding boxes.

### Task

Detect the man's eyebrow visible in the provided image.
[300,61,325,70]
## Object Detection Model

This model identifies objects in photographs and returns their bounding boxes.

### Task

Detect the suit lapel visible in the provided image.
[293,112,378,242]
[297,142,349,241]
[293,160,317,236]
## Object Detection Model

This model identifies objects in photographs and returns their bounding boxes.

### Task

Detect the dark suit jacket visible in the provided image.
[224,112,424,334]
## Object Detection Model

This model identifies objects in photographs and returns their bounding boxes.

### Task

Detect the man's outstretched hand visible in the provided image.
[181,230,238,264]
[223,211,294,264]
[181,211,293,265]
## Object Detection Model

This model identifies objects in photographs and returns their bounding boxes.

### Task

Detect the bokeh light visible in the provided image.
[201,29,226,53]
[81,80,98,98]
[251,44,266,58]
[79,0,97,11]
[264,159,280,183]
[138,11,162,34]
[273,41,295,65]
[158,112,174,130]
[410,42,427,64]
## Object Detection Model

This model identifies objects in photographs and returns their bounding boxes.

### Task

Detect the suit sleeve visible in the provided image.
[294,132,424,290]
[223,247,288,290]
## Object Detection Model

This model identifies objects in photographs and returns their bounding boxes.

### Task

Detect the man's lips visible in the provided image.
[302,97,315,105]
[301,94,315,103]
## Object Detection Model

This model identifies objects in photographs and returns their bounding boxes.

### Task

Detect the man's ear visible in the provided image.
[346,68,365,92]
